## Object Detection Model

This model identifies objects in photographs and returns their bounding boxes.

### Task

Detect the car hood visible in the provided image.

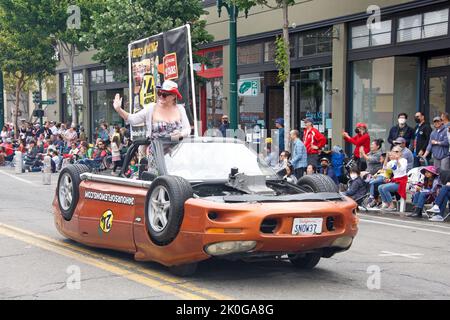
[202,192,344,203]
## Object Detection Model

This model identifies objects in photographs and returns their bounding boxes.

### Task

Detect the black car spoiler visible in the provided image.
[223,192,344,203]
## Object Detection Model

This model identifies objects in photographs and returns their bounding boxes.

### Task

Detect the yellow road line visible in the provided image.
[0,224,205,300]
[0,223,232,300]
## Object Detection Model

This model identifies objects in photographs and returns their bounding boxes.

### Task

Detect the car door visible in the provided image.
[78,179,139,253]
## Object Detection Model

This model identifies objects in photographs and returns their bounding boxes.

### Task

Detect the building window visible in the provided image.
[352,57,418,142]
[299,28,332,56]
[264,41,276,62]
[351,20,392,49]
[238,43,262,65]
[264,37,295,62]
[90,69,105,84]
[398,8,449,42]
[105,69,115,83]
[205,50,223,69]
[238,73,265,129]
[205,77,223,129]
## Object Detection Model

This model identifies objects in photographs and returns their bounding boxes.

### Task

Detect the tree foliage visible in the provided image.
[0,0,58,134]
[86,0,213,80]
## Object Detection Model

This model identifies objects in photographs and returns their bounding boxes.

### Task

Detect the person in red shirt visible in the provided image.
[302,118,327,167]
[342,122,370,171]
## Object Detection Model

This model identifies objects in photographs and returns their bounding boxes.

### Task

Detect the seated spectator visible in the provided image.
[407,166,440,218]
[360,139,383,175]
[426,170,450,222]
[306,164,316,175]
[367,153,391,208]
[1,138,15,161]
[318,157,338,184]
[393,137,414,172]
[0,146,6,166]
[51,150,61,172]
[343,167,367,201]
[125,156,139,179]
[378,146,408,212]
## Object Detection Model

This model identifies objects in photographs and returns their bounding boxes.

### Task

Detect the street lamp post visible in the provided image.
[217,1,248,130]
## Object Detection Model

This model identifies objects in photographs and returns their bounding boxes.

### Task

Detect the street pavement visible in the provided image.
[0,167,449,300]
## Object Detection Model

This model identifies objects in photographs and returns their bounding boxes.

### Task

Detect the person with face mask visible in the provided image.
[387,113,414,149]
[412,111,432,168]
[342,122,370,171]
[343,167,367,201]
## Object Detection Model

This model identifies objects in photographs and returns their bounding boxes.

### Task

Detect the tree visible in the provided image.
[51,0,105,127]
[0,0,57,138]
[229,0,296,150]
[86,0,213,81]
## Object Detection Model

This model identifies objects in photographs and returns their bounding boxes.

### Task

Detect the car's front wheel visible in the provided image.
[288,252,322,270]
[145,176,193,246]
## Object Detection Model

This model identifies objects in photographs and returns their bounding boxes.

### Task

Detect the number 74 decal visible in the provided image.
[99,210,114,233]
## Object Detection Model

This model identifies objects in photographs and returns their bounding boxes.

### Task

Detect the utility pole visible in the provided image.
[38,77,43,126]
[217,1,248,130]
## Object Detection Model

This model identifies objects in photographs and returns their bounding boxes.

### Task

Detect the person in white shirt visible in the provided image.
[113,80,191,140]
[378,146,408,211]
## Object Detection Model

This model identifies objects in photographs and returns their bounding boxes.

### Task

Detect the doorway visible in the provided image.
[426,56,450,117]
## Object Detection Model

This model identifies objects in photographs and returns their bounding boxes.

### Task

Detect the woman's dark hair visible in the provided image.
[282,150,291,159]
[349,166,360,175]
[112,135,120,145]
[307,164,316,172]
[373,138,384,149]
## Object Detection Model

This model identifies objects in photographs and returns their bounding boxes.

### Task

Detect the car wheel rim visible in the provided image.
[148,186,170,232]
[58,173,73,211]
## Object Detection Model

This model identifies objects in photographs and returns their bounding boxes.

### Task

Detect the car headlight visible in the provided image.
[204,241,257,256]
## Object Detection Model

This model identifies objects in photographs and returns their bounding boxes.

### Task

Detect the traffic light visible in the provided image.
[32,91,41,104]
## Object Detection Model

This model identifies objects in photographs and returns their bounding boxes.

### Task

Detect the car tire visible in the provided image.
[56,164,90,221]
[168,262,198,277]
[145,175,193,246]
[297,174,338,193]
[289,252,322,270]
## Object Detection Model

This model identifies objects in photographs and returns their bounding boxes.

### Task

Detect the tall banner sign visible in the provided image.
[128,25,197,139]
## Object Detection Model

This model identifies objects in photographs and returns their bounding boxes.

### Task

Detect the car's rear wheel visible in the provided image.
[289,252,322,270]
[145,176,193,246]
[57,164,90,221]
[297,174,338,193]
[168,262,198,277]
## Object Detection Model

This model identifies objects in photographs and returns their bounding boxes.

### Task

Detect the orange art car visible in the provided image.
[54,137,358,276]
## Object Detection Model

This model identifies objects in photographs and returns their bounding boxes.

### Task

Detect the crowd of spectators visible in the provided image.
[0,120,131,173]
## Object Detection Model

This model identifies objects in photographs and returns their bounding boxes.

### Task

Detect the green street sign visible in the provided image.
[238,79,259,97]
[41,100,56,105]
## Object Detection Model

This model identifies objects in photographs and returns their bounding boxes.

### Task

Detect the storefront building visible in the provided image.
[56,50,127,141]
[200,0,450,149]
[54,0,450,147]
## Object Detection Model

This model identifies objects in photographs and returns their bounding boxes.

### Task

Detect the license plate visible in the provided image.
[292,218,323,235]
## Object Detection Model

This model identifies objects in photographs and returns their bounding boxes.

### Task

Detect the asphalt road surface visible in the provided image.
[1,167,449,300]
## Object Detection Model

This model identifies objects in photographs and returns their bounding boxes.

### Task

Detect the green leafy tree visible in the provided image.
[0,0,57,137]
[86,0,213,80]
[229,0,296,149]
[51,0,105,127]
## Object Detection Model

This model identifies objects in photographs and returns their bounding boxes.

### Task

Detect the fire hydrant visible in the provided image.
[42,155,52,185]
[14,151,23,174]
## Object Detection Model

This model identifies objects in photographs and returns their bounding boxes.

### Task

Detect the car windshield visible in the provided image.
[163,140,277,180]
